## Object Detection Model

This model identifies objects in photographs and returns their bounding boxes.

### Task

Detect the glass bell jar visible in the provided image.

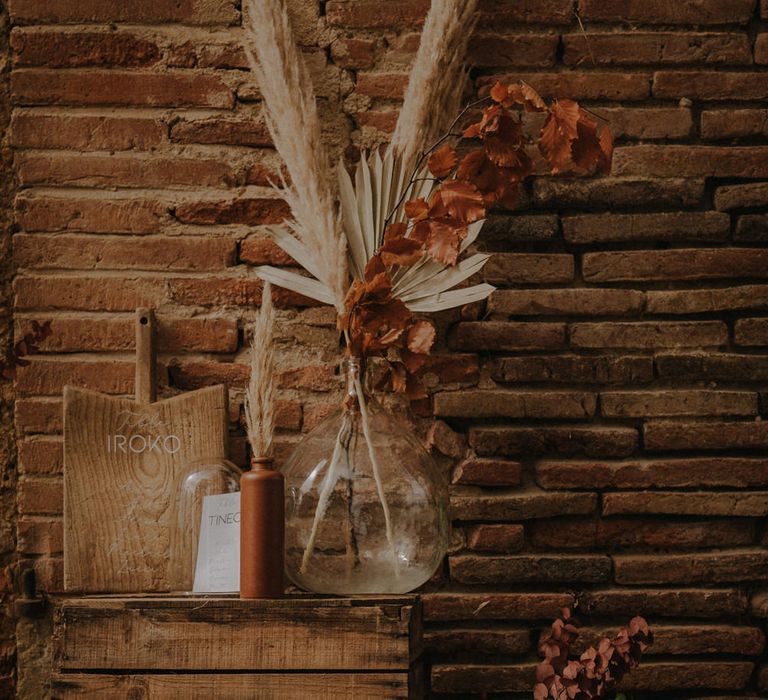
[170,457,241,592]
[282,357,449,594]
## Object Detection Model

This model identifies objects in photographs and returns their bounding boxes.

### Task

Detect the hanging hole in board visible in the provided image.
[140,317,149,325]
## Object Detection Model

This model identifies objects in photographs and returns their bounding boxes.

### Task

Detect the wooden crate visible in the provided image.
[52,596,425,699]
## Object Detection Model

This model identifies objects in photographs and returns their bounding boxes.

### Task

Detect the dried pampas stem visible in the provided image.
[391,0,479,166]
[241,0,348,311]
[245,282,276,458]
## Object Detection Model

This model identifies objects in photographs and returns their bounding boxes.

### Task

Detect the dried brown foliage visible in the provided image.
[1,320,52,380]
[534,608,653,700]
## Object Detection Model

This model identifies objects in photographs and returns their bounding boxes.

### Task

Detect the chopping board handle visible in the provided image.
[135,308,156,404]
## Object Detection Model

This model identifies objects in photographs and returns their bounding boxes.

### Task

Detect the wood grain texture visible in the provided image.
[53,596,421,671]
[135,308,156,405]
[63,384,229,592]
[51,672,414,699]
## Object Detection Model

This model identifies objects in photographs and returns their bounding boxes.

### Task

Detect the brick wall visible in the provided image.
[5,0,768,697]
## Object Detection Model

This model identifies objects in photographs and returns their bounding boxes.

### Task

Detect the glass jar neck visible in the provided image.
[342,357,372,402]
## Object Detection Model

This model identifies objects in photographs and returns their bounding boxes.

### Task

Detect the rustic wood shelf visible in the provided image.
[52,595,425,699]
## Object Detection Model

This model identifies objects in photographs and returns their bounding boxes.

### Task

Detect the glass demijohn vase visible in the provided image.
[282,357,449,594]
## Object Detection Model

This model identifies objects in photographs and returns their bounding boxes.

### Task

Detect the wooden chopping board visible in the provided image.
[63,309,230,593]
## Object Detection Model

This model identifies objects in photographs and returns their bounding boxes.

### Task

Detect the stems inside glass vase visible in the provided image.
[298,358,400,580]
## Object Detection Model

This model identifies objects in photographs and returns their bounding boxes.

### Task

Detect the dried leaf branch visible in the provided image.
[245,283,275,458]
[1,320,52,380]
[390,0,479,166]
[242,0,348,312]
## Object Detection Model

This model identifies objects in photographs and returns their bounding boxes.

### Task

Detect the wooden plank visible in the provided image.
[54,597,421,671]
[63,383,229,592]
[51,672,413,699]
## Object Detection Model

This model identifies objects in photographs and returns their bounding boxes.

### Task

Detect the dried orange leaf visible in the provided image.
[404,197,430,221]
[406,320,436,355]
[490,81,509,104]
[380,236,424,267]
[427,145,458,178]
[539,99,580,173]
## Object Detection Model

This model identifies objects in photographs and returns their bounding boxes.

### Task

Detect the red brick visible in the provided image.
[238,237,295,266]
[175,199,289,227]
[483,254,574,285]
[716,183,768,211]
[435,390,596,419]
[565,32,752,66]
[467,524,525,553]
[493,355,653,385]
[15,195,166,234]
[449,322,566,352]
[479,72,650,101]
[656,352,768,382]
[355,72,409,99]
[756,34,768,64]
[11,112,165,150]
[481,214,559,243]
[450,554,611,584]
[451,489,597,521]
[355,110,398,134]
[614,550,768,584]
[654,71,768,100]
[604,491,768,517]
[330,37,378,70]
[15,359,136,396]
[533,177,703,209]
[583,249,768,282]
[764,0,768,20]
[752,591,768,617]
[18,438,62,475]
[15,398,62,434]
[471,426,638,458]
[8,0,239,24]
[536,458,768,489]
[563,212,729,244]
[614,145,768,178]
[451,458,522,487]
[17,518,63,555]
[420,354,479,386]
[645,420,768,451]
[14,234,236,271]
[277,364,336,392]
[488,289,644,317]
[571,321,727,349]
[169,116,272,147]
[167,277,318,309]
[736,215,768,241]
[422,592,574,621]
[736,318,768,345]
[702,109,768,139]
[425,628,530,657]
[579,0,756,24]
[18,316,237,353]
[18,477,62,516]
[593,107,693,140]
[531,517,753,550]
[468,33,558,68]
[11,70,234,108]
[14,276,166,311]
[167,360,247,390]
[579,589,746,618]
[575,624,764,656]
[479,0,574,25]
[17,153,238,188]
[602,390,756,417]
[11,28,160,68]
[648,286,768,314]
[427,420,467,460]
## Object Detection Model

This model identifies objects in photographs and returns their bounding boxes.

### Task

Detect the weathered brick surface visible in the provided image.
[9,2,768,696]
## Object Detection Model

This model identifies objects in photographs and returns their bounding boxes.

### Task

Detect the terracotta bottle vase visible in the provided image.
[240,457,285,598]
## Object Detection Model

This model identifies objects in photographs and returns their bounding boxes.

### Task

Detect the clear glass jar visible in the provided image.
[282,357,448,594]
[170,457,241,592]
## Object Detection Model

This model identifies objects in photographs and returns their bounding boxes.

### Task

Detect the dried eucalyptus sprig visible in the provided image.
[241,0,348,312]
[245,282,275,458]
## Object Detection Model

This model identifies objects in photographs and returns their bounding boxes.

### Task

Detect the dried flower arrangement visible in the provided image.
[241,0,613,586]
[245,282,275,458]
[535,608,653,700]
[243,0,613,398]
